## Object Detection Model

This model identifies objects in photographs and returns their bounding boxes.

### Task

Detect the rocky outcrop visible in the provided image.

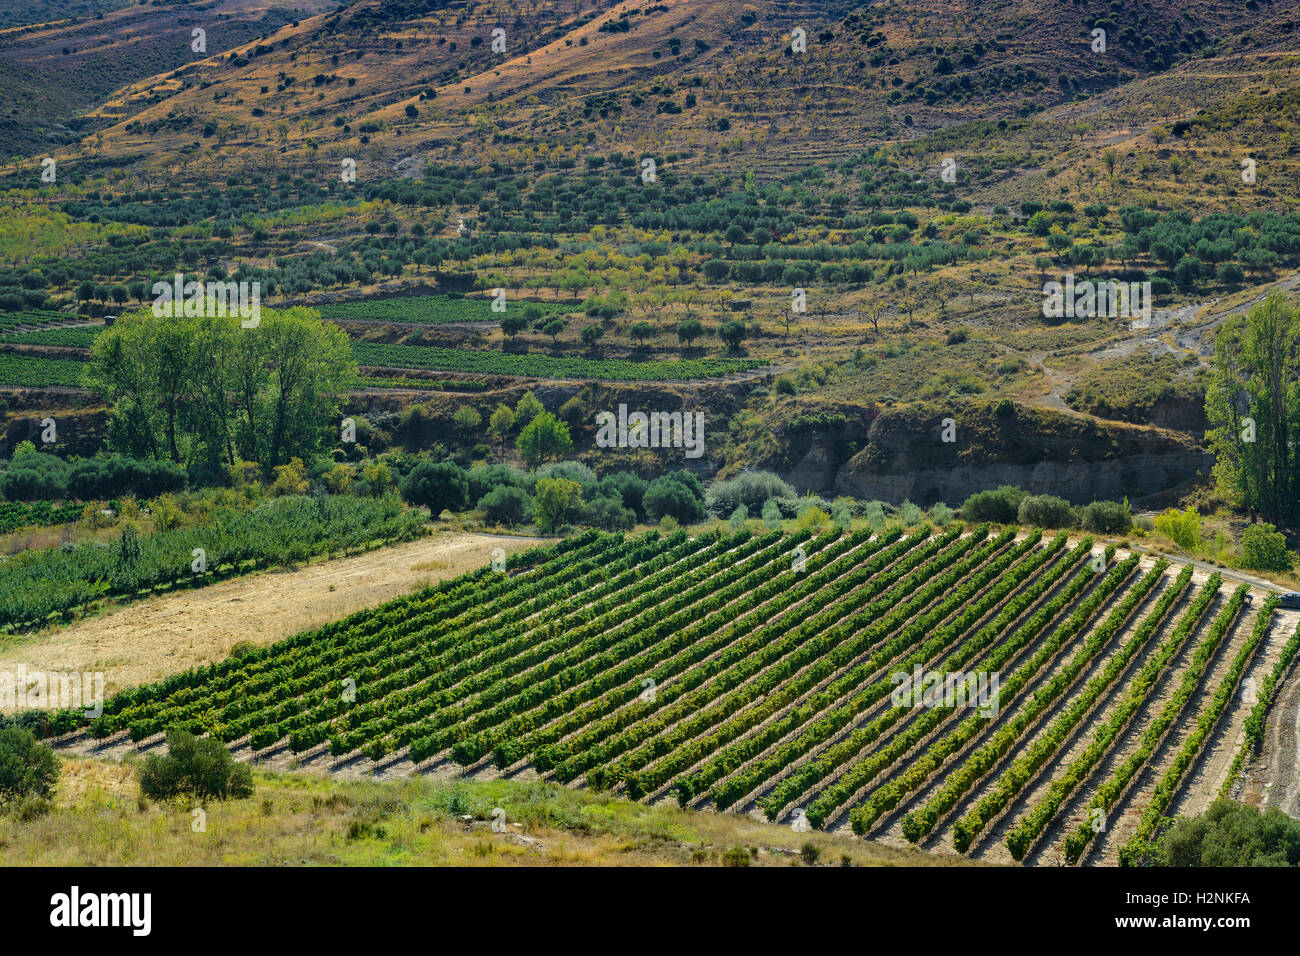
[832,453,1212,505]
[785,401,1213,506]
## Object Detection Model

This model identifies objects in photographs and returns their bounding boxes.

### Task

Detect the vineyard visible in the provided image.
[319,295,575,324]
[0,330,765,385]
[0,499,84,533]
[0,494,429,632]
[0,354,88,388]
[0,326,101,347]
[0,310,86,332]
[357,375,491,392]
[58,524,1294,865]
[352,341,768,381]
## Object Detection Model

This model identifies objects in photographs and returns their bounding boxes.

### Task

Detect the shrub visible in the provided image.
[399,461,468,514]
[534,460,597,494]
[643,475,704,523]
[1154,507,1200,550]
[583,494,635,530]
[1079,499,1132,534]
[930,502,953,526]
[69,457,186,500]
[1164,799,1300,867]
[138,729,253,801]
[600,471,649,519]
[468,463,530,503]
[864,500,886,531]
[703,470,795,517]
[962,485,1026,523]
[729,504,748,530]
[900,500,922,526]
[0,726,59,806]
[479,485,532,526]
[1240,523,1294,572]
[533,477,584,533]
[798,506,831,531]
[761,498,783,530]
[1,452,69,500]
[722,845,751,867]
[1017,494,1076,529]
[831,498,852,531]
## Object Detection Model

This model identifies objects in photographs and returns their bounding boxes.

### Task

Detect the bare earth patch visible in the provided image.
[0,532,549,699]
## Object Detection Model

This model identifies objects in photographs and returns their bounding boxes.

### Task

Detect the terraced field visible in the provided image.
[0,329,766,384]
[352,341,768,381]
[55,525,1295,866]
[318,295,575,325]
[0,353,88,387]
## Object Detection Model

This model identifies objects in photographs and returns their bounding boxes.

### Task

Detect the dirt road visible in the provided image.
[0,531,547,700]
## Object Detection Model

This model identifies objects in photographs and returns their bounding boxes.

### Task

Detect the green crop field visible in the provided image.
[0,326,101,348]
[66,525,1289,867]
[0,310,85,332]
[0,354,89,387]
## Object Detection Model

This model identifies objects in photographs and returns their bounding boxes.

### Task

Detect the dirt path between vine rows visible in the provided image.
[0,531,549,700]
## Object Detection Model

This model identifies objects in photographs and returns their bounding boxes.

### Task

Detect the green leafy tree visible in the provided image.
[533,476,583,533]
[717,319,746,352]
[138,728,253,801]
[514,391,544,426]
[500,312,529,343]
[1239,523,1294,571]
[453,405,481,436]
[677,319,704,349]
[516,411,573,466]
[487,403,515,453]
[0,726,59,805]
[630,321,655,346]
[479,484,531,525]
[1205,290,1299,526]
[399,461,468,514]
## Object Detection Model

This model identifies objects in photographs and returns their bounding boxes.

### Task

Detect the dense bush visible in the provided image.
[1080,499,1133,534]
[584,494,636,530]
[1155,507,1200,550]
[1239,523,1294,571]
[0,726,59,805]
[534,461,598,494]
[69,456,186,500]
[2,452,186,502]
[703,470,796,518]
[1164,798,1300,867]
[467,463,531,504]
[643,474,704,523]
[478,485,531,525]
[1017,494,1076,529]
[599,471,648,519]
[1,451,69,500]
[961,485,1026,523]
[399,461,468,514]
[138,729,254,801]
